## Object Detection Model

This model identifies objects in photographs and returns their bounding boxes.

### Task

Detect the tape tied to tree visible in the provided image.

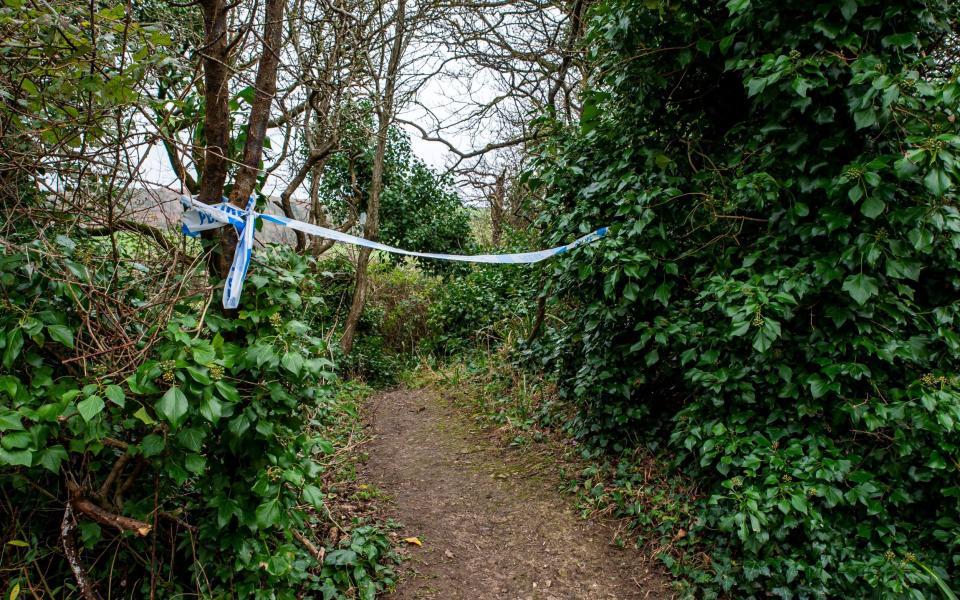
[179,195,608,309]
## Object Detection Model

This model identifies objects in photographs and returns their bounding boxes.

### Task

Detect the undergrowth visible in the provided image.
[0,237,399,599]
[312,256,435,387]
[417,346,960,599]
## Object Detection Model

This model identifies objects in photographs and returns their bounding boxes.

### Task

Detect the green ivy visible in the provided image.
[0,239,396,598]
[530,0,960,597]
[427,228,543,353]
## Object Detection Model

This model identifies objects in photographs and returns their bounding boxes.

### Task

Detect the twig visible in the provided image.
[70,496,152,536]
[102,437,130,450]
[114,457,146,508]
[150,472,159,600]
[291,529,325,563]
[97,452,132,501]
[192,290,215,338]
[62,340,138,365]
[61,503,103,600]
[67,480,151,536]
[20,566,44,600]
[159,510,197,532]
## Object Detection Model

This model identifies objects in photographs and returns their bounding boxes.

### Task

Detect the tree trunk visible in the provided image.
[207,0,284,294]
[340,0,407,355]
[490,168,506,247]
[340,125,389,354]
[197,0,230,206]
[279,139,337,252]
[229,0,285,206]
[196,0,284,294]
[198,0,233,279]
[526,275,548,345]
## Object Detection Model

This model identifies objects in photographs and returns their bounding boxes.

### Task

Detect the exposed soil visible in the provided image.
[362,388,673,599]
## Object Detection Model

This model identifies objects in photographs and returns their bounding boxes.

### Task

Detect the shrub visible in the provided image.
[310,256,434,385]
[0,238,396,598]
[368,261,437,355]
[530,1,960,597]
[427,228,542,353]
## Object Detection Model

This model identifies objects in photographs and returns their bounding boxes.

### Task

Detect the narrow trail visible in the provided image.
[362,388,672,599]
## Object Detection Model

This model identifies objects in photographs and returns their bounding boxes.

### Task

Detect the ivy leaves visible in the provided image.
[0,237,391,597]
[281,351,304,376]
[925,167,952,197]
[531,0,960,597]
[46,324,74,348]
[842,273,879,305]
[1,329,23,370]
[76,395,105,422]
[156,386,188,428]
[255,498,281,529]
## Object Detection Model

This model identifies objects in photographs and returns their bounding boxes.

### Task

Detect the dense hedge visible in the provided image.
[530,0,960,597]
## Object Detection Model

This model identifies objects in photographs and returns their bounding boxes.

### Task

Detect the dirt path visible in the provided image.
[362,388,672,599]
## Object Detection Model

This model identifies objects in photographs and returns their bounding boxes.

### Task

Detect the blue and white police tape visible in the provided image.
[179,195,608,309]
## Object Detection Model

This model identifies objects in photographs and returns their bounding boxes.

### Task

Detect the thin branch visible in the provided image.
[61,503,103,600]
[291,529,325,563]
